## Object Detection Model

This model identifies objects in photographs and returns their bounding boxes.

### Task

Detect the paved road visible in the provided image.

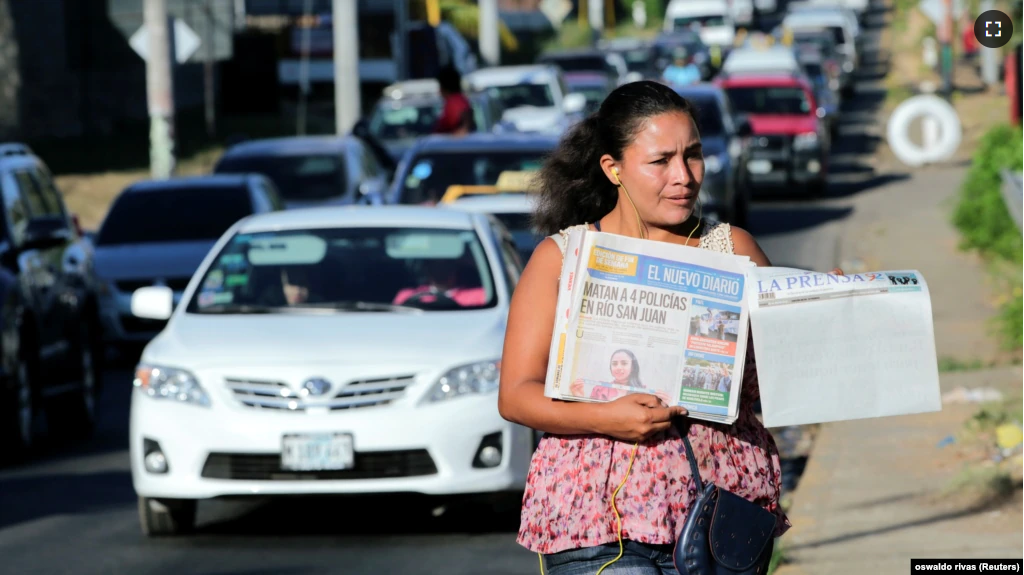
[0,8,892,574]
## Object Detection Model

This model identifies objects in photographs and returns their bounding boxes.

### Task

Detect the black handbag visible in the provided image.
[673,422,776,575]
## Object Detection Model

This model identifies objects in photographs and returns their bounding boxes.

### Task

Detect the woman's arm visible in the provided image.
[498,239,684,439]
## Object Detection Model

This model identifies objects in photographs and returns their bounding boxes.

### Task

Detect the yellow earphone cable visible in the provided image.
[537,169,699,575]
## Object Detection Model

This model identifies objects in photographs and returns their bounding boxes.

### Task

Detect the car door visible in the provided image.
[24,166,79,377]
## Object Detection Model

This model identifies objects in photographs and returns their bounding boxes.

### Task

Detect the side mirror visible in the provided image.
[563,93,587,114]
[735,118,753,137]
[132,286,174,321]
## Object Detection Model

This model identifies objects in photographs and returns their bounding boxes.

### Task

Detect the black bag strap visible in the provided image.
[673,418,705,492]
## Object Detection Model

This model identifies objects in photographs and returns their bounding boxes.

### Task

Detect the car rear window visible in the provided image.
[725,86,812,116]
[215,154,348,201]
[96,186,253,246]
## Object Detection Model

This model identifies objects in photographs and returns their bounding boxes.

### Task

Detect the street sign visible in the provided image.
[918,0,965,28]
[109,0,233,63]
[130,19,203,64]
[540,0,573,28]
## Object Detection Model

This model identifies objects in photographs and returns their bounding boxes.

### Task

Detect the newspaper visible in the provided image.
[747,267,942,428]
[545,228,755,424]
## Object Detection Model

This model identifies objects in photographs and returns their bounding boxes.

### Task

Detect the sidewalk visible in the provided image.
[774,167,1024,575]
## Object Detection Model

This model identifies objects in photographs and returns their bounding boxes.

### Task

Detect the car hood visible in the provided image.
[500,106,566,133]
[93,241,215,282]
[748,115,818,135]
[145,309,508,368]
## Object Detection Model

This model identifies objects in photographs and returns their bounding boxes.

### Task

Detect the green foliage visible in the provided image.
[953,124,1024,263]
[951,124,1023,350]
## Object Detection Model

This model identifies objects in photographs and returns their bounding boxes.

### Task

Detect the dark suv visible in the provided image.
[0,143,103,458]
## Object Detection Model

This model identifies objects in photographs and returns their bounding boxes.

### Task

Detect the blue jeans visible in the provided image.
[542,541,679,575]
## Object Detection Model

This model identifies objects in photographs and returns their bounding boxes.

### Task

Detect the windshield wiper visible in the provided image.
[195,304,280,314]
[294,301,424,313]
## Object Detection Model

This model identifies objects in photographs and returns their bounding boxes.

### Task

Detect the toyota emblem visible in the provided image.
[301,378,332,397]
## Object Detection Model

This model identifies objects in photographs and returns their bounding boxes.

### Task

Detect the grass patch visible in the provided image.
[952,124,1024,350]
[943,465,1017,506]
[767,539,788,575]
[938,357,988,372]
[963,394,1024,437]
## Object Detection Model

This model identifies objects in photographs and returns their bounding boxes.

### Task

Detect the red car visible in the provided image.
[715,73,829,196]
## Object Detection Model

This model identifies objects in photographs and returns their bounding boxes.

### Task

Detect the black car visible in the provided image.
[674,84,752,227]
[0,143,103,457]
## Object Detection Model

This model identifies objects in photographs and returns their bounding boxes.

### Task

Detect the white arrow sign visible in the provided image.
[130,18,202,64]
[540,0,574,28]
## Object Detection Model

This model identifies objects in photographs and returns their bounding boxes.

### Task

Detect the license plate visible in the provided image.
[747,160,773,174]
[281,433,354,471]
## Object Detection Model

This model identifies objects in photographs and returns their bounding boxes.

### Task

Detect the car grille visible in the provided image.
[749,135,791,161]
[119,315,167,334]
[225,374,416,411]
[200,449,437,480]
[115,277,191,292]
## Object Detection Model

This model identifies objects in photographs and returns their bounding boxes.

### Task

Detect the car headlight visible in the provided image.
[703,154,725,174]
[423,360,501,403]
[134,364,211,407]
[793,132,819,150]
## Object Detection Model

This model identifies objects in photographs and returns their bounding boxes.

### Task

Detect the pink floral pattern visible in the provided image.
[517,222,791,554]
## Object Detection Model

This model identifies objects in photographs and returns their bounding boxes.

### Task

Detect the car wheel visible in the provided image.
[138,496,197,536]
[47,318,101,437]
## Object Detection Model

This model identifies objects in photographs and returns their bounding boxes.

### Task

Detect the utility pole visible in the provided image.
[333,0,360,135]
[479,0,500,67]
[939,0,955,97]
[144,0,175,179]
[394,0,409,80]
[588,0,604,45]
[203,0,216,138]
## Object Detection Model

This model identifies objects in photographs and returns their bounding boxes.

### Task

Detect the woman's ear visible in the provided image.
[599,154,620,186]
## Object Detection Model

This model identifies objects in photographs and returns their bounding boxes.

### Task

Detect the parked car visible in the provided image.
[796,49,842,137]
[362,79,506,162]
[0,143,103,456]
[597,37,660,81]
[463,65,586,135]
[443,186,544,264]
[387,133,558,205]
[716,73,829,196]
[785,27,848,94]
[675,84,752,227]
[129,206,530,535]
[721,45,803,77]
[538,49,629,85]
[781,7,860,92]
[214,136,393,208]
[94,175,284,356]
[563,72,616,116]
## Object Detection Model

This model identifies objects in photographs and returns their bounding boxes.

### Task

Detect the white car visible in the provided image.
[721,45,802,76]
[463,65,585,134]
[664,0,737,47]
[446,193,544,264]
[129,206,531,535]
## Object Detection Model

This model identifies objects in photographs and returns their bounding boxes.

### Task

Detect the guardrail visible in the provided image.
[1000,169,1023,230]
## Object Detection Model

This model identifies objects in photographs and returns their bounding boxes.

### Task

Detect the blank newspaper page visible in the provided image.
[746,268,942,428]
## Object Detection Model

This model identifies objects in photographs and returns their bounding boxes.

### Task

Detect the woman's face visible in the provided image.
[610,352,633,383]
[604,111,705,227]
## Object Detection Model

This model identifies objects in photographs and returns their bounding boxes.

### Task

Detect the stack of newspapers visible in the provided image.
[544,228,756,425]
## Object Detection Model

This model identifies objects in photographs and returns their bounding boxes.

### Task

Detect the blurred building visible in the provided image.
[0,0,217,141]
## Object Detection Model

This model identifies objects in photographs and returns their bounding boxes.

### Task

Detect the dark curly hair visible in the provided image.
[532,81,696,235]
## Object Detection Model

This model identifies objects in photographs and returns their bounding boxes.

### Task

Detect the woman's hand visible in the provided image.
[570,378,585,397]
[830,268,845,275]
[653,390,672,406]
[596,394,687,442]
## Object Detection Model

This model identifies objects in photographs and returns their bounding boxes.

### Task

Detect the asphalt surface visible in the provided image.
[0,6,892,574]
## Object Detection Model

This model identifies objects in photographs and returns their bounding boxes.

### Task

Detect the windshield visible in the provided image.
[672,14,727,29]
[215,154,347,201]
[686,97,726,136]
[568,86,608,115]
[97,187,252,246]
[398,151,551,205]
[725,86,811,115]
[368,101,441,141]
[187,227,497,313]
[622,48,656,72]
[483,84,555,109]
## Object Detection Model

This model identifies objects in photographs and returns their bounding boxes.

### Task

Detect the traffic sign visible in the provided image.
[130,19,202,64]
[540,0,573,28]
[109,0,233,63]
[918,0,965,28]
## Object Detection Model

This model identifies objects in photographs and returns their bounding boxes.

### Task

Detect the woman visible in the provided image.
[498,81,841,574]
[569,349,671,404]
[432,65,474,136]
